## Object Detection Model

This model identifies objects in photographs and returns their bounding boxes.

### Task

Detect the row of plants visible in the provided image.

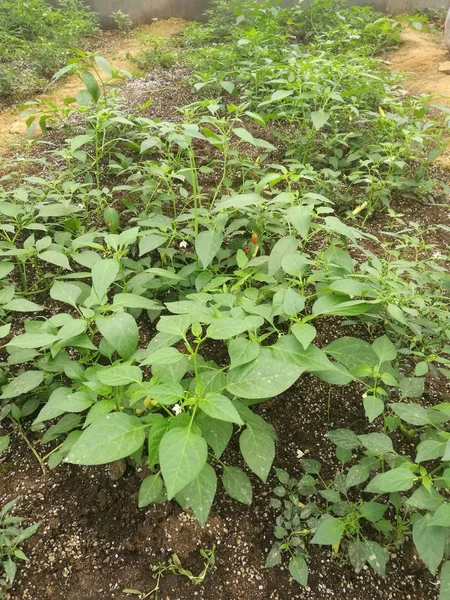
[0,0,97,102]
[0,0,449,596]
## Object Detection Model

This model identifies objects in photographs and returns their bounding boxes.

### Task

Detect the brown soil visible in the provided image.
[0,18,185,157]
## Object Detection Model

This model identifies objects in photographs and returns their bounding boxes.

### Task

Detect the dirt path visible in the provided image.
[389,27,450,105]
[0,18,184,157]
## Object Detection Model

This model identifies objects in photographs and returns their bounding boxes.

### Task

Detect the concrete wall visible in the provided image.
[52,0,450,28]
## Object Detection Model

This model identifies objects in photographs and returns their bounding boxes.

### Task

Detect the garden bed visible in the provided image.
[0,2,449,599]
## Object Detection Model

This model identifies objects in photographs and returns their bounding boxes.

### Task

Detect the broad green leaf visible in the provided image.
[365,467,416,493]
[289,554,308,587]
[147,417,170,469]
[91,258,119,301]
[0,435,10,454]
[0,371,44,399]
[346,463,371,489]
[372,335,397,363]
[95,55,113,74]
[97,312,139,359]
[57,319,87,341]
[348,540,368,573]
[0,262,14,279]
[207,316,263,340]
[159,427,208,499]
[176,463,217,527]
[7,333,59,349]
[97,365,143,386]
[156,314,191,338]
[195,230,223,269]
[196,412,232,458]
[399,377,425,399]
[311,516,345,545]
[363,395,384,423]
[84,399,115,428]
[66,413,145,465]
[358,433,393,456]
[416,440,446,463]
[138,474,165,507]
[3,299,42,312]
[268,236,298,277]
[35,388,93,423]
[310,110,330,130]
[360,502,386,522]
[198,393,243,424]
[428,503,450,527]
[50,281,81,308]
[228,338,260,368]
[286,206,311,240]
[0,324,11,339]
[439,561,450,600]
[325,337,378,370]
[239,427,274,482]
[149,382,184,405]
[113,293,160,310]
[227,348,304,400]
[326,428,360,450]
[389,402,430,426]
[139,234,167,256]
[413,514,445,575]
[291,323,316,350]
[365,541,388,577]
[222,466,252,505]
[407,486,445,512]
[38,250,71,270]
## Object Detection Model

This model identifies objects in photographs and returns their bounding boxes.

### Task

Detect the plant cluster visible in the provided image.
[0,499,39,598]
[111,10,134,35]
[0,0,449,597]
[0,0,97,102]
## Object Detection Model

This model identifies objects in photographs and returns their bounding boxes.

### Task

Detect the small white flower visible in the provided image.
[432,251,443,259]
[297,449,305,459]
[179,241,188,249]
[172,403,182,415]
[362,392,367,399]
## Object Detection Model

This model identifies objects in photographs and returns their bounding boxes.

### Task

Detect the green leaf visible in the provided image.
[416,440,446,463]
[413,513,445,575]
[222,466,252,505]
[7,333,59,349]
[95,55,113,75]
[50,281,81,308]
[138,474,165,507]
[97,365,143,386]
[139,234,167,256]
[176,463,217,527]
[310,110,330,130]
[428,503,450,527]
[326,429,360,450]
[92,258,119,301]
[291,323,316,350]
[196,412,232,459]
[372,335,397,363]
[3,299,42,312]
[268,236,298,277]
[156,314,191,338]
[38,250,71,270]
[97,312,139,360]
[390,402,430,425]
[365,541,388,577]
[35,388,93,423]
[227,348,304,400]
[439,561,450,600]
[363,396,385,423]
[147,417,170,469]
[228,338,260,368]
[0,324,11,338]
[358,433,393,455]
[81,71,100,102]
[311,516,345,545]
[387,303,408,324]
[113,293,160,310]
[0,371,44,399]
[207,316,263,340]
[407,486,445,512]
[0,262,14,279]
[360,502,387,522]
[365,467,416,493]
[150,382,184,405]
[399,377,425,399]
[348,540,368,573]
[198,393,243,424]
[195,230,223,269]
[289,554,308,587]
[325,337,378,370]
[346,463,371,489]
[159,427,208,499]
[239,427,275,482]
[66,413,145,465]
[0,435,10,454]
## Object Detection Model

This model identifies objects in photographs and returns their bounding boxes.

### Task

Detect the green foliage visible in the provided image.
[0,0,97,102]
[111,10,134,35]
[133,35,178,70]
[0,499,39,598]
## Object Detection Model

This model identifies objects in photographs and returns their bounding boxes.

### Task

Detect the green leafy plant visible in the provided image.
[111,9,134,35]
[0,499,39,598]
